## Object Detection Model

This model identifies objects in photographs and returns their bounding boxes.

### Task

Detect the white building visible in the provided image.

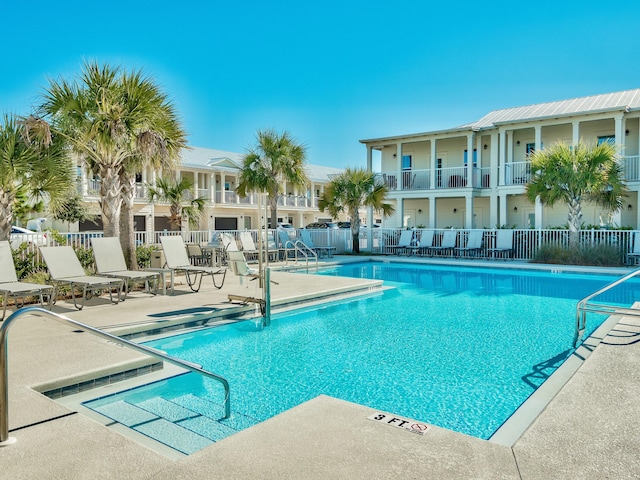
[73,146,344,233]
[360,89,640,230]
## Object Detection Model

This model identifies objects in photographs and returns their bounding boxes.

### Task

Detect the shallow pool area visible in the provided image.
[82,262,637,454]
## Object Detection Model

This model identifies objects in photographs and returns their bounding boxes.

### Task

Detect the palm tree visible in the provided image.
[38,62,187,266]
[237,129,308,228]
[0,114,73,241]
[526,141,627,246]
[147,176,206,231]
[318,167,395,253]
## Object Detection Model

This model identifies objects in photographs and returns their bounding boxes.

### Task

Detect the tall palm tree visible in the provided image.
[147,176,206,231]
[0,114,73,241]
[237,129,308,229]
[319,167,395,253]
[526,141,627,246]
[38,62,187,266]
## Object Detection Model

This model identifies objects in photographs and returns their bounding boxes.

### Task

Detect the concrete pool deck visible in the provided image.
[2,256,640,479]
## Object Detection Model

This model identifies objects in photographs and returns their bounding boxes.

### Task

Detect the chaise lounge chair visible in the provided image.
[159,236,227,292]
[415,230,435,256]
[425,230,458,257]
[91,237,160,298]
[239,231,259,261]
[487,230,514,260]
[0,241,54,320]
[40,245,124,310]
[387,230,415,256]
[300,230,336,258]
[455,230,484,258]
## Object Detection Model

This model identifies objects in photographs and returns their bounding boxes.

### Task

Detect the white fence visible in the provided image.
[9,228,638,273]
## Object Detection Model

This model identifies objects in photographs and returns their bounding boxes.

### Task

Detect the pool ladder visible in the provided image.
[0,306,231,447]
[574,267,640,347]
[282,240,318,273]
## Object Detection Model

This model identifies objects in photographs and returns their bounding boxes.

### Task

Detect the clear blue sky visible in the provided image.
[2,1,640,168]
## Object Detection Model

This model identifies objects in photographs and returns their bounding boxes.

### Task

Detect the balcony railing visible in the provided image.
[505,161,532,185]
[624,155,640,181]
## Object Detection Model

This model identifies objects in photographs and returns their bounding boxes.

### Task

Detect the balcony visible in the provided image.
[505,161,532,186]
[380,167,490,191]
[624,155,640,181]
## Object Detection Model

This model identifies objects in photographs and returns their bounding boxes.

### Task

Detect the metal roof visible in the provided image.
[463,88,640,129]
[361,88,640,144]
[179,146,343,182]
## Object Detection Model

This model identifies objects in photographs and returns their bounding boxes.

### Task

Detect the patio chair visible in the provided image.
[91,237,160,298]
[455,230,484,258]
[262,231,283,261]
[0,241,54,320]
[487,230,514,260]
[628,232,640,265]
[186,243,211,266]
[239,231,259,261]
[300,230,336,258]
[159,236,227,292]
[40,246,124,310]
[424,230,458,257]
[387,230,415,256]
[415,230,435,256]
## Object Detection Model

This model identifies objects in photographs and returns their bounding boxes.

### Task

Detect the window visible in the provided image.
[224,182,230,191]
[526,143,535,155]
[401,154,412,170]
[598,135,615,145]
[463,149,477,167]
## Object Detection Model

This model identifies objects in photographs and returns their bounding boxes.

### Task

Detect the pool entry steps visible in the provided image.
[0,307,231,447]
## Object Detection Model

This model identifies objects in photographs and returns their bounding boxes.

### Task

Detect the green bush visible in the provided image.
[11,244,46,280]
[532,244,625,266]
[136,244,158,269]
[74,246,96,273]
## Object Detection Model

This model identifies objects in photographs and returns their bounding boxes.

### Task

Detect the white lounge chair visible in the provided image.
[0,241,54,320]
[300,230,336,258]
[91,237,160,298]
[425,230,458,257]
[455,230,484,258]
[387,230,415,256]
[159,236,227,292]
[40,246,124,310]
[488,230,514,260]
[415,230,435,256]
[239,231,259,261]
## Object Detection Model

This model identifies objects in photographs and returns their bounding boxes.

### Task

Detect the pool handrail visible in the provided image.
[574,267,640,347]
[0,306,231,447]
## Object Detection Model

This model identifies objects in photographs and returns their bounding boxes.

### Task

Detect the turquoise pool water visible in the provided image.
[83,263,637,454]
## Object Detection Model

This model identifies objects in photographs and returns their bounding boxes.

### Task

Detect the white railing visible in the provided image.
[624,155,640,181]
[436,166,468,189]
[505,161,532,185]
[197,188,210,201]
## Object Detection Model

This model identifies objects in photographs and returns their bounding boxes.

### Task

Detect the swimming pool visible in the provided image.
[83,262,636,455]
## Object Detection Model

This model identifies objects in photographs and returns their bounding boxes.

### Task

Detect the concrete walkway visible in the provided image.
[2,257,640,479]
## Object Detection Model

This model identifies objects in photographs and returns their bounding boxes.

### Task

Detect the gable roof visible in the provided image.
[463,88,640,130]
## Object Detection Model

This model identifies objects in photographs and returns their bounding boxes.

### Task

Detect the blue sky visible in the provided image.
[2,1,640,168]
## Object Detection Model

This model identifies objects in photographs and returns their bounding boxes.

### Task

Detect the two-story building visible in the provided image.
[73,146,344,234]
[360,89,640,230]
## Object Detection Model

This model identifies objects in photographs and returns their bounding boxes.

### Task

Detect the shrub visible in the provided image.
[11,244,46,280]
[532,244,624,267]
[136,244,158,269]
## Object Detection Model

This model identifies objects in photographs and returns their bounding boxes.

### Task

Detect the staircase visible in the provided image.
[87,393,259,455]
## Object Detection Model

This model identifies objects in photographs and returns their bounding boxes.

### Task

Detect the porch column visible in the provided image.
[209,173,215,203]
[465,194,474,229]
[499,129,506,185]
[429,196,436,228]
[366,146,373,241]
[430,139,437,189]
[499,193,507,227]
[220,174,226,204]
[466,132,475,187]
[572,121,580,145]
[81,165,88,196]
[489,193,498,228]
[535,125,543,150]
[535,196,543,229]
[490,132,499,188]
[615,114,625,150]
[507,130,514,164]
[396,142,402,191]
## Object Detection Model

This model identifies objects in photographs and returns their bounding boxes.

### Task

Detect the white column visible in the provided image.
[366,146,373,240]
[499,193,507,227]
[507,130,514,164]
[466,133,474,187]
[535,125,543,150]
[535,195,543,229]
[615,114,624,145]
[396,142,402,190]
[499,129,506,186]
[220,174,226,204]
[489,193,498,228]
[490,132,499,188]
[465,194,474,229]
[430,139,437,189]
[429,196,436,228]
[209,173,215,203]
[572,121,580,145]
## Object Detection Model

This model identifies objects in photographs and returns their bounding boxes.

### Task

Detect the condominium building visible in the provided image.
[73,146,344,233]
[360,89,640,230]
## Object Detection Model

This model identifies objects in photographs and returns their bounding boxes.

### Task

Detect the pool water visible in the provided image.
[83,263,637,454]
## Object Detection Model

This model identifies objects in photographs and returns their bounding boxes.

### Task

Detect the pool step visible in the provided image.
[90,395,259,455]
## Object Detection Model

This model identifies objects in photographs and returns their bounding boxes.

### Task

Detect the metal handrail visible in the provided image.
[574,268,640,347]
[0,306,230,446]
[291,240,319,273]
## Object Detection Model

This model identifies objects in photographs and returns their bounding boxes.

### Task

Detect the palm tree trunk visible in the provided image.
[119,176,137,269]
[567,197,582,248]
[269,195,278,229]
[99,165,122,238]
[0,189,14,241]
